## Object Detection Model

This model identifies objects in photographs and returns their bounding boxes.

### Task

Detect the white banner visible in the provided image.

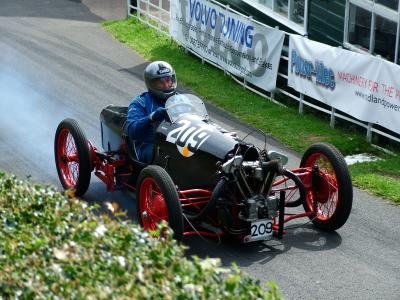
[288,35,400,134]
[170,0,285,91]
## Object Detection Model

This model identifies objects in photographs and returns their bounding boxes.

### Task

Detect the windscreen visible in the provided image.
[165,94,208,123]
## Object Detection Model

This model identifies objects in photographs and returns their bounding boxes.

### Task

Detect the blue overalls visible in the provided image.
[125,92,165,163]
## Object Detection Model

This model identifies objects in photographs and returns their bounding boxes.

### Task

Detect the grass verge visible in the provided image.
[349,156,400,204]
[0,172,282,299]
[102,18,400,204]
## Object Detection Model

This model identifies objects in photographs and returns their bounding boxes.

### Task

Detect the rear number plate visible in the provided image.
[244,219,273,242]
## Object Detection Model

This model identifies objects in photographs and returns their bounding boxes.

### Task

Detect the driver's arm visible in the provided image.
[125,96,151,140]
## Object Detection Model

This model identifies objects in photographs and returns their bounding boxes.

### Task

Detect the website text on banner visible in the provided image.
[170,0,285,92]
[288,35,400,135]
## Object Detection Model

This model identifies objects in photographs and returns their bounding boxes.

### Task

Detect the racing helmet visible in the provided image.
[144,61,177,101]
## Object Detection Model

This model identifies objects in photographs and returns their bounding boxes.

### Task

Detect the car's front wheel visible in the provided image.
[300,143,353,231]
[136,165,184,240]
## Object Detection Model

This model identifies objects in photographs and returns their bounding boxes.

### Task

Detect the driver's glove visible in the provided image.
[149,107,167,122]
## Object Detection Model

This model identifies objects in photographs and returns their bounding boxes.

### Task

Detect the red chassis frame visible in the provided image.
[89,143,316,240]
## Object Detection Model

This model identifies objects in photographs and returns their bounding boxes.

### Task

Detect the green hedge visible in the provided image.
[0,172,282,299]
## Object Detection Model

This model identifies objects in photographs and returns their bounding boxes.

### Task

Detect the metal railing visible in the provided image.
[127,0,400,145]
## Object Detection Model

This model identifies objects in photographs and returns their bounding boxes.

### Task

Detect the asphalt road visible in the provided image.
[1,1,400,299]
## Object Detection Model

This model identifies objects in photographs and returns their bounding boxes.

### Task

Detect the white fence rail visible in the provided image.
[127,0,400,145]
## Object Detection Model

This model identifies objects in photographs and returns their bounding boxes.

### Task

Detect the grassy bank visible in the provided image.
[350,156,400,203]
[0,172,282,298]
[102,18,400,204]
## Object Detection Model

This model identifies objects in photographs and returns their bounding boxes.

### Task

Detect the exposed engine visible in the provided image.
[217,144,288,234]
[240,194,279,221]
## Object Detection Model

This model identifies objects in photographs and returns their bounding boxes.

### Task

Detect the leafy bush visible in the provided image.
[0,172,281,299]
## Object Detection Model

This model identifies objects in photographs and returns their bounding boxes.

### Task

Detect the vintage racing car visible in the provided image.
[54,94,353,242]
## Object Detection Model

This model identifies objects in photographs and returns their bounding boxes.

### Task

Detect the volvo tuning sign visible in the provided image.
[170,0,285,92]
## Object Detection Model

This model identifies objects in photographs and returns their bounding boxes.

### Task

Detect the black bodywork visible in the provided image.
[99,104,248,190]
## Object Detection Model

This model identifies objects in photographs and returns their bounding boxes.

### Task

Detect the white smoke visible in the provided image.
[0,60,64,184]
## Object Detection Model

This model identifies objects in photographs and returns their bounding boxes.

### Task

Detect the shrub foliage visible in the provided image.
[0,172,281,299]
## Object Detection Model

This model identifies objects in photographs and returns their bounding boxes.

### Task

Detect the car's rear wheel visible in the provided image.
[54,118,91,197]
[300,143,352,231]
[137,165,184,240]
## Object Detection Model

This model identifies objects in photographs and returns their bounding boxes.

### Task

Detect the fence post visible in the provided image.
[330,107,336,128]
[137,0,141,18]
[222,4,230,77]
[243,79,247,89]
[127,0,130,17]
[367,122,373,143]
[146,0,149,26]
[158,0,162,33]
[299,93,304,114]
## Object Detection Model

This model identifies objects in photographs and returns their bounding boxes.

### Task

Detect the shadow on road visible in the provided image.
[83,180,138,221]
[119,63,150,82]
[81,179,343,269]
[0,0,126,22]
[184,224,342,267]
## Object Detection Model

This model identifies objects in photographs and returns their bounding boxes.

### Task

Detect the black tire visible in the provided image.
[136,165,184,240]
[54,118,91,197]
[300,143,353,231]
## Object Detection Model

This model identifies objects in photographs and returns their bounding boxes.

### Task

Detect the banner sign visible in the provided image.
[170,0,285,91]
[288,34,400,134]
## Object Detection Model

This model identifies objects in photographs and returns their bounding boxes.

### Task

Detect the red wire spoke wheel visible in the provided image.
[300,143,353,231]
[57,130,79,186]
[54,119,91,197]
[137,165,183,240]
[139,178,169,230]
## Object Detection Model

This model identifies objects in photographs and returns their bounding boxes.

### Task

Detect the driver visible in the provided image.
[125,61,177,163]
